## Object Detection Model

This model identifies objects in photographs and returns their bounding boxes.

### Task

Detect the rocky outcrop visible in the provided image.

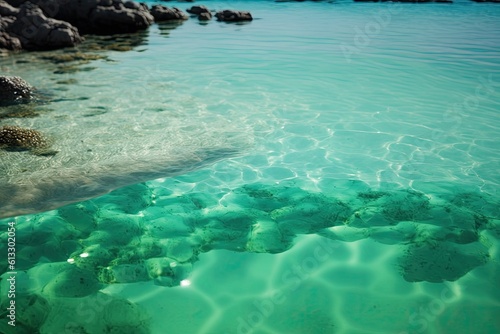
[187,5,212,21]
[4,0,154,35]
[198,12,212,21]
[186,5,210,16]
[150,5,188,21]
[215,10,253,22]
[5,2,83,50]
[0,0,17,16]
[0,76,34,106]
[48,0,154,34]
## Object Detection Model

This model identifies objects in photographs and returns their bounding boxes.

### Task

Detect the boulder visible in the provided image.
[186,5,210,15]
[5,0,154,35]
[215,10,252,22]
[0,30,22,51]
[150,5,188,21]
[7,2,83,50]
[0,1,19,16]
[51,0,154,34]
[0,76,34,105]
[198,12,212,21]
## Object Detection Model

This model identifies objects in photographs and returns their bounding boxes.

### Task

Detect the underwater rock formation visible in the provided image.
[0,125,48,150]
[150,4,188,21]
[0,76,34,106]
[215,9,253,22]
[1,181,497,289]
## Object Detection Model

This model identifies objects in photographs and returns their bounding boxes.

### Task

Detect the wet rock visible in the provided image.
[7,2,83,50]
[50,0,154,34]
[215,9,253,22]
[0,125,49,150]
[186,5,210,15]
[0,76,33,105]
[0,0,19,16]
[150,4,188,21]
[198,12,212,21]
[0,31,22,50]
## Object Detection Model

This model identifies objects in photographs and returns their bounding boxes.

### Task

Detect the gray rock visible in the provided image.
[0,30,22,51]
[0,76,34,105]
[52,0,154,34]
[150,5,188,21]
[215,9,253,22]
[7,2,83,50]
[186,5,210,15]
[198,12,212,21]
[0,1,19,16]
[5,0,154,35]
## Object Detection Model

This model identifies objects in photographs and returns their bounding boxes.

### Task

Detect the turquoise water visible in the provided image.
[1,1,499,333]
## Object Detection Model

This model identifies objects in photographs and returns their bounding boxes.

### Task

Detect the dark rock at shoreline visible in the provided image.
[0,76,34,106]
[0,1,21,50]
[186,5,212,20]
[0,31,22,51]
[150,5,188,21]
[53,0,154,35]
[5,0,154,35]
[198,12,212,21]
[0,0,17,15]
[215,10,253,22]
[1,1,82,51]
[186,5,210,15]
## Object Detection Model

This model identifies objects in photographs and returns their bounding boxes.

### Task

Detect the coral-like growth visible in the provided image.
[0,125,48,150]
[0,76,34,106]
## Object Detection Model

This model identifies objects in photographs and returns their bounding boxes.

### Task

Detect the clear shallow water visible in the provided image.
[1,1,499,333]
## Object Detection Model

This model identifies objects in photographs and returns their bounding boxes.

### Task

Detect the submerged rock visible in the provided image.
[0,76,34,105]
[0,125,49,150]
[150,5,188,21]
[215,9,253,22]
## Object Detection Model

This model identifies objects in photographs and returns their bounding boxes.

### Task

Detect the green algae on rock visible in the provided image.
[1,181,497,289]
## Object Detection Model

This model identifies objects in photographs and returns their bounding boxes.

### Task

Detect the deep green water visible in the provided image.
[1,1,499,333]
